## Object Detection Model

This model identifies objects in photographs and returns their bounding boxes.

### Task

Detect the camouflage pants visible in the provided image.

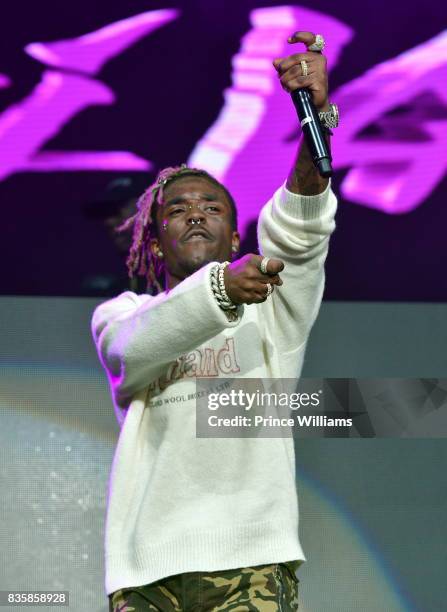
[109,560,302,611]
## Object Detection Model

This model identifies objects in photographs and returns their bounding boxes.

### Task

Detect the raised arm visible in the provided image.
[273,30,332,197]
[255,31,338,361]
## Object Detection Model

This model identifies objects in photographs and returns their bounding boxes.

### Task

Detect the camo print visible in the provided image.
[109,560,302,611]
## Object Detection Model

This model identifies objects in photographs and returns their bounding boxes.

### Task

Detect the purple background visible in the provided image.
[0,0,445,299]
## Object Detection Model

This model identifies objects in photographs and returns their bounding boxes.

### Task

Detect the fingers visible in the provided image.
[280,72,316,94]
[228,254,285,305]
[278,66,318,92]
[248,282,276,304]
[273,52,318,75]
[257,255,284,274]
[283,74,326,95]
[287,31,319,49]
[251,256,284,296]
[256,283,274,303]
[259,274,283,287]
[272,46,327,95]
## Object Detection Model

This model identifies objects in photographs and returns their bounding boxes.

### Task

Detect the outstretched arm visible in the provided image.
[255,31,337,362]
[286,130,331,196]
[273,30,331,196]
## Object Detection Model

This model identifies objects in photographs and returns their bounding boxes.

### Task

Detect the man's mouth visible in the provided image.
[182,229,213,242]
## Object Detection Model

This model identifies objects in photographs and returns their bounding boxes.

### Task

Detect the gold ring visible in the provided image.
[300,60,309,77]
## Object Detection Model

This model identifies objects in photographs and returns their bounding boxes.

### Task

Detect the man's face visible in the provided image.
[103,199,137,254]
[151,176,239,284]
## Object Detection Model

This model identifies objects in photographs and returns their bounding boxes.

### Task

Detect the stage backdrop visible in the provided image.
[0,0,446,299]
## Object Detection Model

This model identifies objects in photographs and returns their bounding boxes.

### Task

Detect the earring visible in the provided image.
[157,251,164,258]
[232,246,238,253]
[162,222,168,231]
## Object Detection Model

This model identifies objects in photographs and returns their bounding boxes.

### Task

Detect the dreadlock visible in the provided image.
[115,164,238,295]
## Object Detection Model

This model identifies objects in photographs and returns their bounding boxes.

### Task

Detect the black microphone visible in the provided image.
[290,89,333,178]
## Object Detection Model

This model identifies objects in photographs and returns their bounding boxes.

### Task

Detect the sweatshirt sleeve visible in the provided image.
[256,179,337,359]
[91,261,243,407]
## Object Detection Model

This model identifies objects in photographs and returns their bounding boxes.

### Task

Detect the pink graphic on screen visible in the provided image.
[333,31,447,213]
[0,74,11,89]
[188,6,447,231]
[0,5,445,225]
[0,10,178,181]
[188,6,352,234]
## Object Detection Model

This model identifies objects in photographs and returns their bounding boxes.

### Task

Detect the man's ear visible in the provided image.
[150,237,163,258]
[231,231,240,255]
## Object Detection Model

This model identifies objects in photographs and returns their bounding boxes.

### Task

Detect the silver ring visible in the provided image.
[265,283,273,298]
[260,256,270,275]
[308,34,325,52]
[300,60,309,77]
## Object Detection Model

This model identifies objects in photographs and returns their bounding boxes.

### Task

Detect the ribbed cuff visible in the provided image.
[105,519,306,595]
[278,179,332,221]
[139,261,243,330]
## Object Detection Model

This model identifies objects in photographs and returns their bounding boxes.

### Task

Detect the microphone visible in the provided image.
[290,89,333,178]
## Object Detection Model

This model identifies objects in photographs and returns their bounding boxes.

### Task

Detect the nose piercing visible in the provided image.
[190,219,201,225]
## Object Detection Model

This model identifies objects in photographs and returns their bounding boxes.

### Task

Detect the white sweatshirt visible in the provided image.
[91,180,337,595]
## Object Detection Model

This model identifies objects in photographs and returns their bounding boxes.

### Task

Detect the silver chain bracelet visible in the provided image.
[210,262,239,319]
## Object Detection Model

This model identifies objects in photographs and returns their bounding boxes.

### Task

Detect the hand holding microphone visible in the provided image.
[273,32,339,178]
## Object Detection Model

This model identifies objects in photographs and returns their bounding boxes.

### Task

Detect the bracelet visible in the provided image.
[210,263,237,310]
[218,262,236,309]
[210,262,239,321]
[318,102,339,129]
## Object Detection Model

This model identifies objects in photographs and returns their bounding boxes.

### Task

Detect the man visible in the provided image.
[92,31,338,611]
[81,176,150,295]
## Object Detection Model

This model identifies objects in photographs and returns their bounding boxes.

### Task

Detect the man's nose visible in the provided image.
[186,204,206,224]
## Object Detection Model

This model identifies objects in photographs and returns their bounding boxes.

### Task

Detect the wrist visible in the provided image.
[317,99,330,112]
[223,265,245,307]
